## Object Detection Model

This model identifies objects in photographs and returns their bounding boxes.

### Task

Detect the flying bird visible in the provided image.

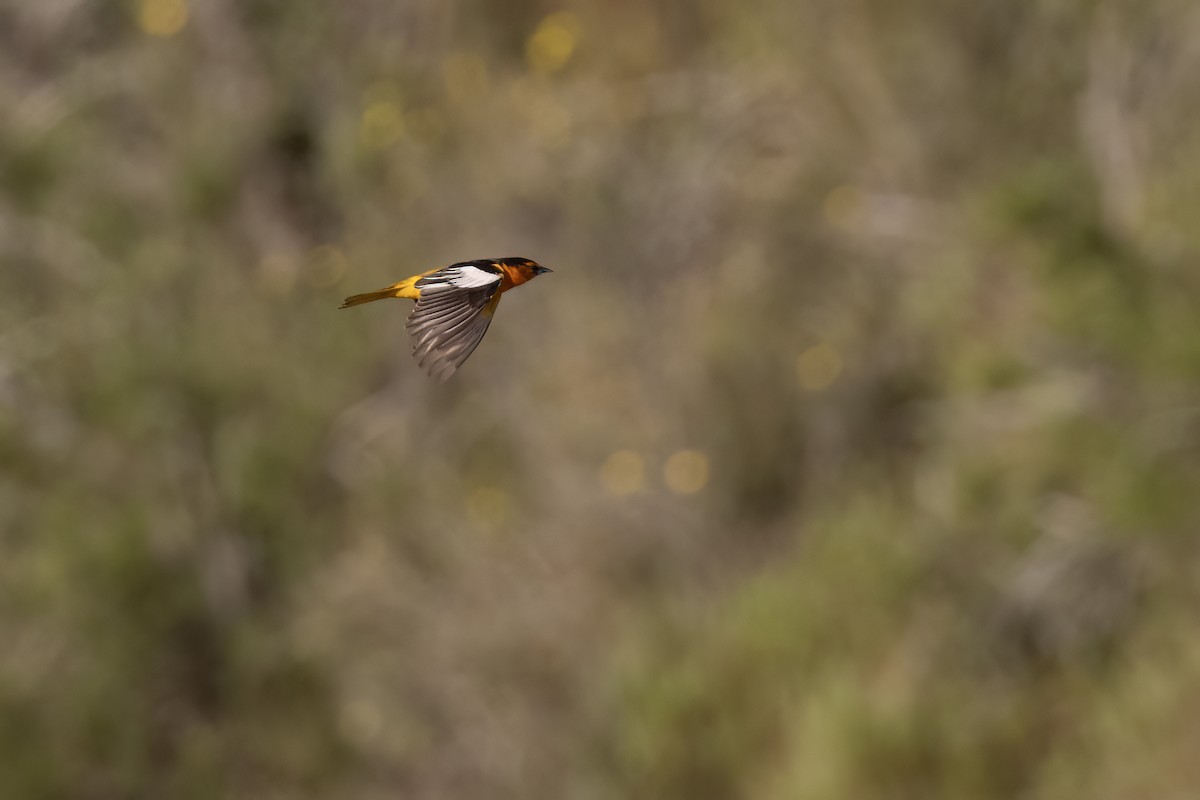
[340,257,552,382]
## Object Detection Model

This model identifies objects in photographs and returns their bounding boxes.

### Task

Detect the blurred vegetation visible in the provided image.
[3,0,1200,797]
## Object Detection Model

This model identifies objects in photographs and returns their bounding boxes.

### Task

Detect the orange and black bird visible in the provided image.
[339,257,552,382]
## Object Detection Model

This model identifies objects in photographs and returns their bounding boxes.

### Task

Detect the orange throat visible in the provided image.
[497,263,533,293]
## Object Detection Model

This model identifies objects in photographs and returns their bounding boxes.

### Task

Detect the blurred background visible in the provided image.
[3,0,1200,797]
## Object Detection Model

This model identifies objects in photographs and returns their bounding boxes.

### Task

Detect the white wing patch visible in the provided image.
[445,264,502,289]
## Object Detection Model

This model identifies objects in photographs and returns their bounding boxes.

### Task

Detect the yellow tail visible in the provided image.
[339,275,422,309]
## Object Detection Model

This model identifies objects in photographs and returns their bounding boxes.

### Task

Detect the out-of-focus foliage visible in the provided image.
[3,0,1200,797]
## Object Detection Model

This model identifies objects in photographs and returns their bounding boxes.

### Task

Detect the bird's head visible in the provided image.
[495,257,553,286]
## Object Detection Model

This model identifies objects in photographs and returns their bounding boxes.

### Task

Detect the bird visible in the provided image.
[340,257,552,383]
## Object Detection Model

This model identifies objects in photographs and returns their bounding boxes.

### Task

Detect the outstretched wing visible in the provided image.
[406,263,503,383]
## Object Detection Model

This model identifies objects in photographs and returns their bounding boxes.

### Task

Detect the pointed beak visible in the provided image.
[534,266,553,275]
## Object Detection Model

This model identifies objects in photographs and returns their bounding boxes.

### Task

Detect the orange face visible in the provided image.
[494,257,552,292]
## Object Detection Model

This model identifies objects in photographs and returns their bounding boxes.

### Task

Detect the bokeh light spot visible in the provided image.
[822,184,864,230]
[526,12,581,74]
[664,450,709,495]
[467,486,512,527]
[602,450,645,496]
[339,696,385,747]
[361,101,404,150]
[137,0,188,37]
[797,343,842,392]
[308,245,347,288]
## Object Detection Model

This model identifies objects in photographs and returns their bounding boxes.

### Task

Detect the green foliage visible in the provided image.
[2,1,1200,797]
